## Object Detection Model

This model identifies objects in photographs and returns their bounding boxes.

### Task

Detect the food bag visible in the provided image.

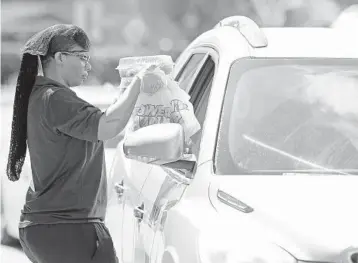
[116,55,174,95]
[116,55,174,77]
[117,57,200,144]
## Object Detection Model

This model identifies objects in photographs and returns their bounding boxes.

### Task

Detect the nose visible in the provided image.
[85,62,92,72]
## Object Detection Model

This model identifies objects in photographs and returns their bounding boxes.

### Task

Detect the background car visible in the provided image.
[0,85,123,244]
[109,16,358,263]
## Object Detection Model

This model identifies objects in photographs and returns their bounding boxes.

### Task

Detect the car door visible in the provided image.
[136,49,217,263]
[109,55,211,262]
[113,152,154,263]
[122,51,210,262]
[109,133,154,262]
[114,51,215,263]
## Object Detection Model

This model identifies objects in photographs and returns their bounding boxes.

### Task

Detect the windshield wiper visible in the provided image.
[241,134,358,175]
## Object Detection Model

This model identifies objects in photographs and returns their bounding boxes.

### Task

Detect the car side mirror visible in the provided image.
[123,123,196,173]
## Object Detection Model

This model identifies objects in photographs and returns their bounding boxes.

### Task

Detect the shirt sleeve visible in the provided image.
[45,88,103,141]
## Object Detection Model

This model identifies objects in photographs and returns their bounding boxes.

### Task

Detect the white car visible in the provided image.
[331,5,358,31]
[109,16,358,263]
[0,86,122,243]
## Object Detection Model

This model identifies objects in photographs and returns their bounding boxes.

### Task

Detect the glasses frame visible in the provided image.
[60,50,90,63]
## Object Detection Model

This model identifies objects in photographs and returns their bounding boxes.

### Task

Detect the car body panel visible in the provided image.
[257,27,358,58]
[139,166,189,260]
[208,169,358,261]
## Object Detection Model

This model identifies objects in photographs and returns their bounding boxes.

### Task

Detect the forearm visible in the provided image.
[98,77,141,140]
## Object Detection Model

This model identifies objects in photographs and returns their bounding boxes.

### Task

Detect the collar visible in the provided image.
[34,76,69,89]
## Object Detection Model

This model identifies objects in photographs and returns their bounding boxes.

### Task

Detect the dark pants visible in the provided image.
[19,223,119,263]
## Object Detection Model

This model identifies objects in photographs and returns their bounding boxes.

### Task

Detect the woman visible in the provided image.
[6,24,149,263]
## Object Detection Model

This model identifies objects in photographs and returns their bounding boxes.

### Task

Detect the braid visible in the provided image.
[6,53,38,181]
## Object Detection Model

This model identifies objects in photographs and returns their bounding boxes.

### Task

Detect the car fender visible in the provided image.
[154,197,217,263]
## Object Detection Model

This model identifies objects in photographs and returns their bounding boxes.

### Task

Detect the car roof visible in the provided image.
[189,26,358,59]
[257,27,358,58]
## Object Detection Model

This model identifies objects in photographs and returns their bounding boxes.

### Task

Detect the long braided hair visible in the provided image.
[6,25,91,181]
[6,54,38,181]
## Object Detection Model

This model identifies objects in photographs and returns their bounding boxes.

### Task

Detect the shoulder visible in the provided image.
[44,87,99,114]
[30,84,61,105]
[31,85,80,116]
[40,86,78,104]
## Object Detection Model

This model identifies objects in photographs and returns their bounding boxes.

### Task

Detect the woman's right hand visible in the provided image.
[119,65,158,95]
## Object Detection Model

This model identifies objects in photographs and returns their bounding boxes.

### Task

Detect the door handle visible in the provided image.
[134,203,145,222]
[114,180,126,200]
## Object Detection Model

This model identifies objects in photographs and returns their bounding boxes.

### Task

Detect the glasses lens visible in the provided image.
[62,51,90,62]
[79,54,90,62]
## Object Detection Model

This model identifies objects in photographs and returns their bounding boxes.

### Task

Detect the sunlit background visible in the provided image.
[2,0,358,87]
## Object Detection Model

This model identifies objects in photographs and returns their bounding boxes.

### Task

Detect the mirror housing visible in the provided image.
[123,123,187,165]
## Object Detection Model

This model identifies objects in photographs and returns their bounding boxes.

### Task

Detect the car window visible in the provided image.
[189,56,216,156]
[175,53,207,92]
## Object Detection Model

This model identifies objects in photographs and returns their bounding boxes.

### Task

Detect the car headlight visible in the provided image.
[198,230,297,263]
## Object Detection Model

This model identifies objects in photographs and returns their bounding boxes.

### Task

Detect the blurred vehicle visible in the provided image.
[109,16,358,263]
[1,85,123,244]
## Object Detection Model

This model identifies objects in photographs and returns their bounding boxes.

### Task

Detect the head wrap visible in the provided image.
[6,24,90,181]
[22,24,90,56]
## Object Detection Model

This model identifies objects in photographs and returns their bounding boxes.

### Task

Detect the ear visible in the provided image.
[53,52,65,64]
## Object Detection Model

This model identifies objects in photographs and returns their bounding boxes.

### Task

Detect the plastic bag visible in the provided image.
[116,55,174,95]
[128,68,200,144]
[116,55,174,77]
[115,55,200,143]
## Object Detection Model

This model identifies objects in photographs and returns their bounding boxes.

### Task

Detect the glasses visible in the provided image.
[61,51,90,63]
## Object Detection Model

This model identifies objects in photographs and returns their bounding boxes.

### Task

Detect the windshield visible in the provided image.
[215,58,358,175]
